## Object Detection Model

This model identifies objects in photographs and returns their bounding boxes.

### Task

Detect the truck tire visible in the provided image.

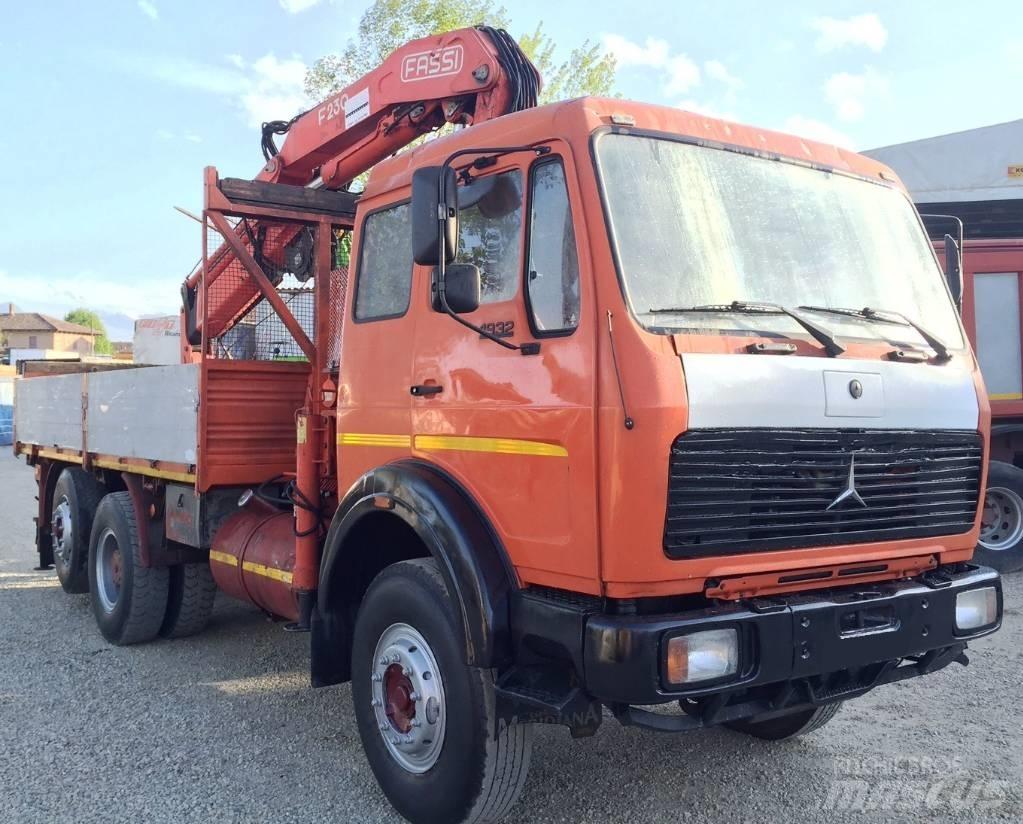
[50,467,103,594]
[88,492,169,645]
[725,702,842,740]
[160,562,217,639]
[351,558,533,824]
[976,461,1023,573]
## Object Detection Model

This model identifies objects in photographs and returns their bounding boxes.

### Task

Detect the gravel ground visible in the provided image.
[1,451,1020,823]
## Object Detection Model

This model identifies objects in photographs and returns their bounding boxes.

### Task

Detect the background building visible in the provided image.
[865,118,1023,239]
[0,308,99,357]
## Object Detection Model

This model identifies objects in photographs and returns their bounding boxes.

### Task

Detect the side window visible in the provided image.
[457,170,523,304]
[354,202,413,321]
[527,161,580,334]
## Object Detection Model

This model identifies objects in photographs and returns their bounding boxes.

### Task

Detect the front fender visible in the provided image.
[316,460,516,682]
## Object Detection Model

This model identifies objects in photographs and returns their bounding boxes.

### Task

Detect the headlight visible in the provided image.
[955,587,998,631]
[666,628,738,685]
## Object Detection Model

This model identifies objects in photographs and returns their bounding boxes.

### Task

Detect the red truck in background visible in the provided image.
[946,239,1023,571]
[866,122,1023,572]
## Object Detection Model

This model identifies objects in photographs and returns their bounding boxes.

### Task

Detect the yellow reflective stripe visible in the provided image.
[209,550,238,567]
[990,392,1023,401]
[414,435,568,458]
[337,433,412,448]
[336,432,568,457]
[241,560,293,584]
[91,458,196,484]
[32,448,84,464]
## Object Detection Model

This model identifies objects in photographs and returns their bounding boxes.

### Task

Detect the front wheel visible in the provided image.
[976,461,1023,573]
[351,559,532,824]
[724,702,842,740]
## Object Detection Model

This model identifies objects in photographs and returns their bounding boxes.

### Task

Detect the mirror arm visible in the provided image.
[434,144,551,353]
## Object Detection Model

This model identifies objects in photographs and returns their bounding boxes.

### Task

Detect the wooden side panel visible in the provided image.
[199,360,310,490]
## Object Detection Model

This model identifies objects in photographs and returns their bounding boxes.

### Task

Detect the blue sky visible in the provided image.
[1,1,1020,340]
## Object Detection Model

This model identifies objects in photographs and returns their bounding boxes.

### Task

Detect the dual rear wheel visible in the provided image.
[49,470,216,645]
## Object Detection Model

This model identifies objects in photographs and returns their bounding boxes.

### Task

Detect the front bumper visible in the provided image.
[509,565,1001,723]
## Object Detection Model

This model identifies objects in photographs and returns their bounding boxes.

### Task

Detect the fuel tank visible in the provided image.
[209,501,298,621]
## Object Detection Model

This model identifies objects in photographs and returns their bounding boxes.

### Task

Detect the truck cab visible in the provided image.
[304,97,1002,811]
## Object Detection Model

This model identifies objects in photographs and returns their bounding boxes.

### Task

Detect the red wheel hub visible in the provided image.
[110,549,123,588]
[383,663,416,733]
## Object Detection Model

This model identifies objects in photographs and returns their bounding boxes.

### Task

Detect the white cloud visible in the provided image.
[664,55,701,96]
[676,99,737,121]
[137,0,158,21]
[1005,38,1023,69]
[811,14,888,53]
[156,129,202,143]
[602,33,701,95]
[601,33,671,67]
[704,60,742,93]
[278,0,322,12]
[0,269,180,335]
[824,68,889,122]
[237,54,309,126]
[782,116,855,149]
[118,52,309,128]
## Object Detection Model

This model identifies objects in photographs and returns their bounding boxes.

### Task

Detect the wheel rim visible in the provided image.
[51,496,73,566]
[979,485,1023,551]
[370,623,446,774]
[95,527,123,612]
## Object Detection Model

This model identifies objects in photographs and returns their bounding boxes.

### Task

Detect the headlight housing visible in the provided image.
[666,628,738,685]
[955,587,998,631]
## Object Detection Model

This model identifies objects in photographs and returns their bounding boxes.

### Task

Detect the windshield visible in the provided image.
[594,133,964,349]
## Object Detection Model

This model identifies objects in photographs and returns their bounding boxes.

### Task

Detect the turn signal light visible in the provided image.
[666,628,738,685]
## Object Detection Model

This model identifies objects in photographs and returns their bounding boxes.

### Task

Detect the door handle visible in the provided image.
[410,384,443,397]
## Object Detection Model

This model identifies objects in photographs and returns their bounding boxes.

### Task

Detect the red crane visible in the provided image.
[183,26,540,346]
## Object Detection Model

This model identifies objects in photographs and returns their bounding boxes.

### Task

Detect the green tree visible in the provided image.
[64,308,113,355]
[304,0,616,104]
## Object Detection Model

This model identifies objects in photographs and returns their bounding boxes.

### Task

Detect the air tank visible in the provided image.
[209,500,298,621]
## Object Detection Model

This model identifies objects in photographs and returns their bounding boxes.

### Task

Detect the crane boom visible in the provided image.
[259,26,540,189]
[185,26,540,346]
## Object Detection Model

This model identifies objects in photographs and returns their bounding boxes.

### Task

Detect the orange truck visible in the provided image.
[14,27,1003,824]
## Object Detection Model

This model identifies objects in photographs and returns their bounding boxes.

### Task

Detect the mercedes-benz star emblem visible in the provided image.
[827,453,868,511]
[848,379,863,399]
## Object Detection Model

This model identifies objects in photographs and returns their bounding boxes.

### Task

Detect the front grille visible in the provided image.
[664,429,983,558]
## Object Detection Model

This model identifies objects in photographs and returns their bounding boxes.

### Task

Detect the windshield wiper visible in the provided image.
[650,300,845,357]
[798,305,951,363]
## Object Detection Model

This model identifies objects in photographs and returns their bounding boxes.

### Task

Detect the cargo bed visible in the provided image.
[14,360,309,490]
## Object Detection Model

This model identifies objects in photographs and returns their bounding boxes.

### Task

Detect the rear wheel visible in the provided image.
[160,562,217,639]
[725,702,842,740]
[976,461,1023,573]
[351,558,533,824]
[88,492,169,645]
[50,467,103,594]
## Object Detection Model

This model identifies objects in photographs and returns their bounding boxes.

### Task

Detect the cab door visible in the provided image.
[409,150,599,593]
[336,197,417,492]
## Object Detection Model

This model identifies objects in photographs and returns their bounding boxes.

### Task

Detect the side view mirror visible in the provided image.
[411,166,457,266]
[433,263,480,314]
[943,233,962,308]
